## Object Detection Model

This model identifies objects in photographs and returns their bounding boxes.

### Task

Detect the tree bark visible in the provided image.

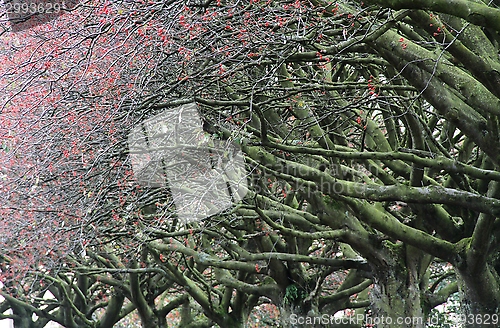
[456,266,500,328]
[369,245,428,328]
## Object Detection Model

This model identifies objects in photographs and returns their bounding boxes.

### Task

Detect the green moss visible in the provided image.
[382,240,402,254]
[382,240,408,275]
[454,237,472,267]
[455,237,471,254]
[323,194,341,210]
[284,284,307,305]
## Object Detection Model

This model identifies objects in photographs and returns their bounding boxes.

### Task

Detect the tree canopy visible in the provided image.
[1,0,500,327]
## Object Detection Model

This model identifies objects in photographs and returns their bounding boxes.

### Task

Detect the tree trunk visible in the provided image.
[11,306,33,328]
[456,266,500,328]
[369,245,427,328]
